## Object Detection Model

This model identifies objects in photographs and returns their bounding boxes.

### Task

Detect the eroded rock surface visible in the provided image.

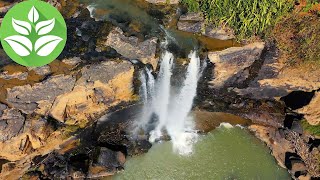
[6,75,76,114]
[208,42,265,88]
[296,91,320,125]
[50,60,135,126]
[104,27,158,69]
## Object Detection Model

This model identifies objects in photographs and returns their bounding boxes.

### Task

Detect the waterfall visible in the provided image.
[138,50,201,155]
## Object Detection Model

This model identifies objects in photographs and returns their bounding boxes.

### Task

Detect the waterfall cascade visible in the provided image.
[138,50,202,155]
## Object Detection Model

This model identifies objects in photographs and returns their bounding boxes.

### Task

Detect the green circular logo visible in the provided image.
[0,0,67,67]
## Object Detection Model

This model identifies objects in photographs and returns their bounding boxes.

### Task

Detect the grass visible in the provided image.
[301,119,320,137]
[181,0,295,40]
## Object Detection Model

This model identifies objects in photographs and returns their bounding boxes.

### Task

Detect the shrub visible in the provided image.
[272,12,320,64]
[301,119,320,137]
[181,0,295,39]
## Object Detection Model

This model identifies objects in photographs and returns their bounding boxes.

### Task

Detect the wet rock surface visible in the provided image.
[177,12,235,40]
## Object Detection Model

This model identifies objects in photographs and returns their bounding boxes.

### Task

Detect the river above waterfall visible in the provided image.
[113,125,290,180]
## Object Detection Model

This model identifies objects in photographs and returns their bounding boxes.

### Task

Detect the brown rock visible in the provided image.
[145,0,179,4]
[208,42,265,88]
[296,91,320,125]
[49,60,134,126]
[6,75,76,114]
[104,27,158,70]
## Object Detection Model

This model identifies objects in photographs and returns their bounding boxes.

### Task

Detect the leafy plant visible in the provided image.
[301,119,320,136]
[181,0,295,39]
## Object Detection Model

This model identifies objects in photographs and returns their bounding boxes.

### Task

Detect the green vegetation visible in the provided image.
[181,0,295,39]
[301,119,320,137]
[272,12,320,64]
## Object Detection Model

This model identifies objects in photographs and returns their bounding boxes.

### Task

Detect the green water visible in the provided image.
[114,126,290,180]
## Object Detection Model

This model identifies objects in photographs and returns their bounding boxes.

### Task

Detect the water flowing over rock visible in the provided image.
[138,50,203,155]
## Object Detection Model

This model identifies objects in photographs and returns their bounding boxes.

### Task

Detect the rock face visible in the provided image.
[250,125,320,178]
[234,47,320,100]
[145,0,179,4]
[208,42,265,88]
[104,27,158,70]
[0,108,25,142]
[6,75,76,114]
[49,60,134,126]
[87,147,125,178]
[296,91,320,125]
[177,12,235,40]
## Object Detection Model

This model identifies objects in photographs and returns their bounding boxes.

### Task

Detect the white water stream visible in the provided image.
[138,50,202,155]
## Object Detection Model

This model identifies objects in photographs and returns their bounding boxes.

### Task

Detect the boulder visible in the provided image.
[234,47,320,100]
[0,108,25,142]
[27,66,51,76]
[145,0,179,4]
[49,60,134,126]
[6,75,76,114]
[177,21,202,33]
[177,12,235,40]
[208,42,265,88]
[104,27,158,70]
[179,12,204,21]
[87,147,125,178]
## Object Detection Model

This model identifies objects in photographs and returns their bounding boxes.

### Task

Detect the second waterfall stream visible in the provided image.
[137,50,203,155]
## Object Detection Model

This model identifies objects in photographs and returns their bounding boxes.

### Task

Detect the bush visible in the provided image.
[272,12,320,64]
[301,119,320,136]
[181,0,295,39]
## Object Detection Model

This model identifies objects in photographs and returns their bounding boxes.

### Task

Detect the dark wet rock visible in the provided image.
[146,0,179,4]
[104,27,158,69]
[87,147,125,178]
[208,42,265,88]
[6,75,76,114]
[0,49,12,67]
[0,103,6,116]
[0,108,25,142]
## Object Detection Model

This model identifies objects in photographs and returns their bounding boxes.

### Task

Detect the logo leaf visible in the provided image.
[4,35,33,56]
[28,6,39,23]
[12,18,31,35]
[35,35,63,56]
[35,18,55,35]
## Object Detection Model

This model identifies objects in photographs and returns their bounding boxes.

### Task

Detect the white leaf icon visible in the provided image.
[12,18,31,35]
[35,18,55,35]
[28,6,39,23]
[35,35,63,56]
[4,35,33,56]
